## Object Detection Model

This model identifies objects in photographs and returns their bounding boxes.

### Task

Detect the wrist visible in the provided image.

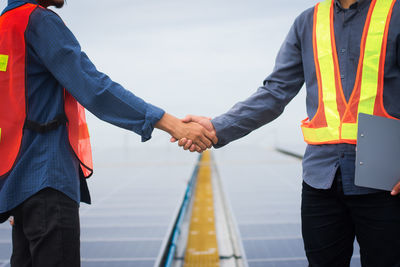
[155,113,181,136]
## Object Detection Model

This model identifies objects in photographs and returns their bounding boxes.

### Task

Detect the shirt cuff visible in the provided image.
[211,117,232,148]
[141,104,165,142]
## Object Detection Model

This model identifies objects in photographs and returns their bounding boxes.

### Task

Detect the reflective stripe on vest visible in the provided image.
[301,0,397,145]
[0,4,93,178]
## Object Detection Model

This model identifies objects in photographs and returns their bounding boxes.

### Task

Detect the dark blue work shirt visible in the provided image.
[0,0,165,213]
[212,0,400,195]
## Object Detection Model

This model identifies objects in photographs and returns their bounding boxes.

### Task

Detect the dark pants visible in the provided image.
[10,188,80,267]
[302,170,400,267]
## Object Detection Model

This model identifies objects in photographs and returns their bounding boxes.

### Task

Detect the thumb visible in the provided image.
[182,115,194,123]
[170,137,177,143]
[391,181,400,195]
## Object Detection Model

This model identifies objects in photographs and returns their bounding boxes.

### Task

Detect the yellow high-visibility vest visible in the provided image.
[301,0,397,145]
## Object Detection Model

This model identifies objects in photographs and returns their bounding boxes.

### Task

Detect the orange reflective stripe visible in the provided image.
[358,0,393,116]
[302,0,340,143]
[314,0,340,131]
[374,0,397,119]
[306,3,329,129]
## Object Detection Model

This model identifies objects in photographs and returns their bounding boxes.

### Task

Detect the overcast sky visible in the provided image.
[1,0,317,151]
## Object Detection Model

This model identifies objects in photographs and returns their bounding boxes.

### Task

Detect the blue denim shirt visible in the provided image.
[0,0,165,213]
[212,0,400,195]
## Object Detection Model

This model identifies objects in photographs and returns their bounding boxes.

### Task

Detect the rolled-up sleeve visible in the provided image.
[211,19,305,148]
[27,11,165,141]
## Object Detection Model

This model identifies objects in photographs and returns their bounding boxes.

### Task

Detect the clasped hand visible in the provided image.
[170,115,216,153]
[155,113,217,153]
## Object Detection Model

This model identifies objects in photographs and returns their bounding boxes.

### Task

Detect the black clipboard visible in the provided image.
[355,113,400,191]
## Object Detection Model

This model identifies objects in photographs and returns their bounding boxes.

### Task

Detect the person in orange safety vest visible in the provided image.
[0,0,217,266]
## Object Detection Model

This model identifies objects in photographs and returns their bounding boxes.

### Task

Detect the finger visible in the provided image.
[178,138,188,147]
[195,129,212,148]
[170,137,177,143]
[189,144,197,152]
[213,135,218,145]
[196,146,202,153]
[203,129,218,145]
[391,181,400,195]
[203,138,212,148]
[194,139,207,150]
[184,140,193,150]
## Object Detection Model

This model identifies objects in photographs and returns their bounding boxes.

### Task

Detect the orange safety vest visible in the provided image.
[301,0,397,145]
[0,3,93,178]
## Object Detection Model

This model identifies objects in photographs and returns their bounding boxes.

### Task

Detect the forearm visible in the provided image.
[63,61,165,141]
[211,86,287,148]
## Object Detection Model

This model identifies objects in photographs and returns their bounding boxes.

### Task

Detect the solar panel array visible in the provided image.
[0,147,198,267]
[0,145,365,267]
[213,145,362,267]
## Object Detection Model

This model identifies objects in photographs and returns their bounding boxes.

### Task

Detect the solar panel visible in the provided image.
[213,145,362,267]
[247,259,308,267]
[243,239,305,259]
[0,243,11,259]
[239,223,301,239]
[77,147,197,266]
[81,260,154,267]
[0,147,198,267]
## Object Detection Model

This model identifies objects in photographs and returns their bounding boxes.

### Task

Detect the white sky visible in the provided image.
[1,0,317,151]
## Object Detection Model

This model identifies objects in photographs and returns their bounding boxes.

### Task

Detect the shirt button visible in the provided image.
[340,153,345,158]
[341,74,345,79]
[341,48,346,53]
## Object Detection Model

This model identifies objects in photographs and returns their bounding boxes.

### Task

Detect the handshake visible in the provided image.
[156,113,217,153]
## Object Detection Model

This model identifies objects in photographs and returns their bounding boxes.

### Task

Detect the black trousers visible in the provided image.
[302,170,400,267]
[10,188,80,267]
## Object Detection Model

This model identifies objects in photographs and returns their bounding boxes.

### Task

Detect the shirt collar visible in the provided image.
[2,0,38,15]
[7,0,38,6]
[334,0,369,12]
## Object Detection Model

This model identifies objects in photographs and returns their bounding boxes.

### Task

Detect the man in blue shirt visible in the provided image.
[0,0,217,266]
[176,0,400,266]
